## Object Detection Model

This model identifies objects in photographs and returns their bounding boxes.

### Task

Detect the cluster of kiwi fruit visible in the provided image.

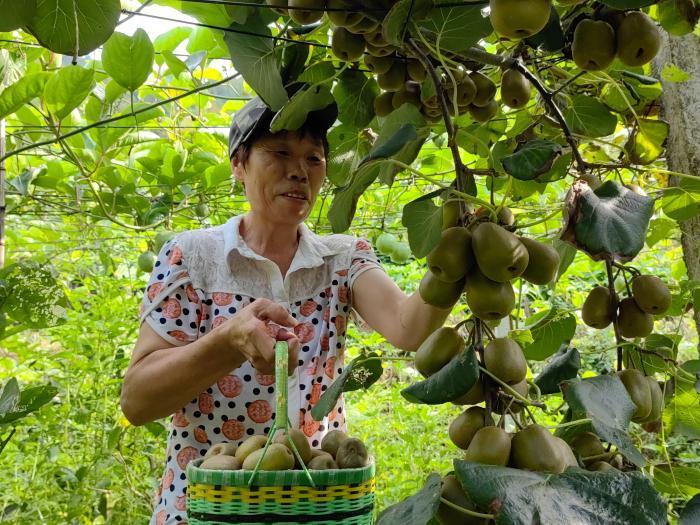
[616,368,665,430]
[572,10,661,71]
[199,429,369,471]
[418,211,560,318]
[581,274,671,339]
[436,423,618,524]
[375,232,413,264]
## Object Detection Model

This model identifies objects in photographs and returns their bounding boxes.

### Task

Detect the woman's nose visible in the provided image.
[287,158,309,181]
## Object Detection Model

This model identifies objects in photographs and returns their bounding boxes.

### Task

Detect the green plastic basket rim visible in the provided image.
[187,457,375,487]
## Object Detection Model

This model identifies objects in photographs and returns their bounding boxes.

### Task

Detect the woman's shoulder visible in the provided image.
[314,232,368,255]
[172,224,227,263]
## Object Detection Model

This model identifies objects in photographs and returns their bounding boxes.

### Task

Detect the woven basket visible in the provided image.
[186,458,375,524]
[186,342,376,524]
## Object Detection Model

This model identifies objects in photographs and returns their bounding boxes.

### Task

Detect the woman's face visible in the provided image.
[232,131,327,226]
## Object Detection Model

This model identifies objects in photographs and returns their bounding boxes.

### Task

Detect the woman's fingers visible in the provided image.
[251,298,298,328]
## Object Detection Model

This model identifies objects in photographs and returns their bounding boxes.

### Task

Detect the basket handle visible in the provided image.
[247,340,316,488]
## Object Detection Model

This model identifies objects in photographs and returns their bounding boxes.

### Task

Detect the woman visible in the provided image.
[120,95,452,524]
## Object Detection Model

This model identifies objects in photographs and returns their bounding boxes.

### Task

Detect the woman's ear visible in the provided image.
[231,154,245,183]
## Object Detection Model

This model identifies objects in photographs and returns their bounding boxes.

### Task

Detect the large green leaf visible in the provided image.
[102,30,155,91]
[328,164,382,233]
[270,84,335,132]
[310,353,382,421]
[0,73,51,120]
[563,95,618,138]
[522,310,576,361]
[625,118,669,165]
[561,180,655,262]
[327,124,373,187]
[501,140,562,181]
[402,191,443,259]
[0,0,36,31]
[153,27,192,54]
[664,388,700,439]
[0,384,58,425]
[401,345,479,405]
[382,0,434,46]
[26,0,121,56]
[223,18,288,111]
[332,69,379,129]
[454,461,666,525]
[415,5,493,53]
[652,464,700,497]
[376,473,442,525]
[44,66,95,120]
[534,346,581,395]
[0,378,19,419]
[560,375,645,467]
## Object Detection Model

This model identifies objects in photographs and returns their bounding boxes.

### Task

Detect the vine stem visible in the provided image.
[479,366,543,408]
[605,259,624,372]
[439,497,495,520]
[407,38,476,199]
[551,418,592,431]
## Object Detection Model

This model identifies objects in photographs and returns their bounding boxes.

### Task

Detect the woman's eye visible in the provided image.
[275,150,289,157]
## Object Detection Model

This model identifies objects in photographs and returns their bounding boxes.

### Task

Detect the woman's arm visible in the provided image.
[350,268,452,352]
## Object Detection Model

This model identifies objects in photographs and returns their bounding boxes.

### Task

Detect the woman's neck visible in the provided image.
[239,213,300,272]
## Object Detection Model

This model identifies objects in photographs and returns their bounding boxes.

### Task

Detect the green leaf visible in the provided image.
[270,84,335,132]
[0,73,51,120]
[26,0,121,56]
[223,18,288,111]
[652,464,700,497]
[623,334,678,375]
[401,345,479,405]
[328,164,381,233]
[523,310,576,361]
[161,50,189,77]
[563,180,655,262]
[0,0,35,31]
[661,63,691,83]
[332,69,379,129]
[415,5,493,53]
[310,353,382,421]
[0,384,57,425]
[680,494,700,525]
[102,30,155,91]
[0,378,19,419]
[44,66,95,120]
[153,27,192,54]
[298,61,337,84]
[563,95,618,138]
[327,124,373,187]
[362,124,418,164]
[657,0,697,36]
[646,217,678,247]
[662,187,698,221]
[454,461,666,525]
[561,375,645,467]
[501,140,562,181]
[382,0,434,46]
[534,346,581,394]
[402,192,443,259]
[626,118,669,165]
[376,473,442,525]
[665,388,700,439]
[553,239,577,282]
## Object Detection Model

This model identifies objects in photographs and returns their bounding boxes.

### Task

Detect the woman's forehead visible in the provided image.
[258,131,323,148]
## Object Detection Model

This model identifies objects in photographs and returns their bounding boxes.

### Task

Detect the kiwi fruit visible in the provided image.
[569,432,605,464]
[616,369,652,422]
[500,68,531,108]
[572,19,616,71]
[392,81,422,109]
[452,380,486,406]
[449,406,490,450]
[631,275,671,315]
[265,0,289,16]
[415,326,465,377]
[484,338,527,385]
[336,437,369,468]
[273,428,312,465]
[489,0,552,40]
[510,424,570,474]
[616,12,661,67]
[617,297,654,339]
[204,442,238,458]
[589,461,615,472]
[331,26,366,62]
[235,435,268,462]
[308,455,338,469]
[377,60,407,91]
[364,54,394,75]
[581,286,615,329]
[472,222,529,283]
[436,474,485,525]
[242,443,295,471]
[288,0,324,25]
[642,376,664,424]
[464,426,512,466]
[325,0,363,27]
[321,430,349,458]
[419,271,465,309]
[518,237,560,285]
[464,268,515,321]
[200,454,242,470]
[427,227,474,283]
[469,72,497,107]
[374,91,395,117]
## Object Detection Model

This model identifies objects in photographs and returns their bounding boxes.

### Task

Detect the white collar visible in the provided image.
[223,215,342,272]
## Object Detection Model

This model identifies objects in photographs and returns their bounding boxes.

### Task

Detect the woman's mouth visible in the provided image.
[281,192,307,201]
